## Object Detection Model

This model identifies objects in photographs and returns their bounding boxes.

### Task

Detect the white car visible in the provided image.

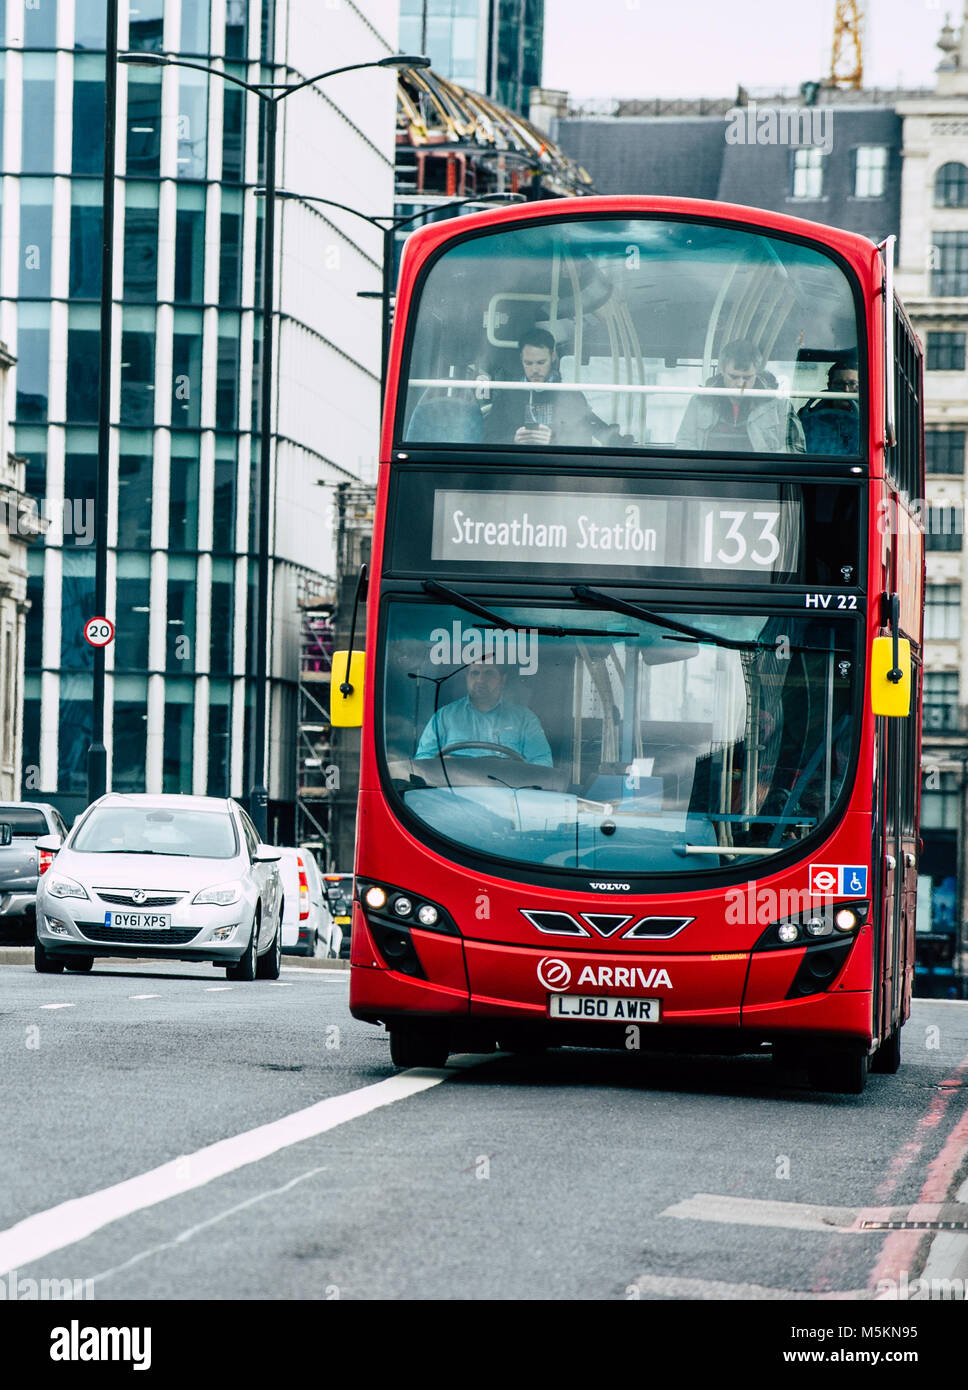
[34,794,283,980]
[277,849,339,957]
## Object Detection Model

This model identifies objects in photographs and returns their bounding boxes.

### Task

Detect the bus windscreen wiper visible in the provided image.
[572,585,851,656]
[422,580,634,639]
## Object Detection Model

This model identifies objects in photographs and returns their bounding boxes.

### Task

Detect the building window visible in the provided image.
[117,433,154,550]
[926,332,966,372]
[58,676,93,793]
[216,319,241,429]
[935,161,968,208]
[931,231,968,296]
[225,0,247,58]
[219,197,243,304]
[19,180,53,299]
[25,554,44,669]
[172,310,203,429]
[164,684,195,793]
[120,310,156,427]
[74,0,107,49]
[213,439,237,552]
[207,685,232,795]
[791,148,824,199]
[177,69,208,180]
[72,56,106,174]
[180,0,210,54]
[924,672,959,732]
[925,504,964,551]
[113,558,150,670]
[69,186,103,299]
[60,551,95,670]
[16,305,50,423]
[22,56,56,174]
[925,429,965,475]
[24,0,57,46]
[921,770,961,828]
[167,564,197,672]
[210,561,234,675]
[112,682,148,793]
[63,448,97,550]
[925,584,961,639]
[128,0,164,52]
[853,145,887,198]
[222,79,245,183]
[169,434,200,552]
[126,75,162,178]
[174,189,206,302]
[123,185,160,302]
[66,310,100,423]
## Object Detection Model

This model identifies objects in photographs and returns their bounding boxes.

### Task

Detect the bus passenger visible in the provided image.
[798,362,860,455]
[415,658,553,765]
[482,330,632,448]
[675,339,806,454]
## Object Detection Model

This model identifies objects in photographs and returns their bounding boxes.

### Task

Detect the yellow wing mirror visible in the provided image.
[870,592,911,720]
[330,650,365,728]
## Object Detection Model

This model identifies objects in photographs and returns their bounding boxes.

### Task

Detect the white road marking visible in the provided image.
[204,987,232,992]
[268,983,293,988]
[38,1003,75,1011]
[627,1274,870,1301]
[920,1174,968,1290]
[661,1193,870,1233]
[88,1166,329,1289]
[0,1062,477,1274]
[128,995,160,1001]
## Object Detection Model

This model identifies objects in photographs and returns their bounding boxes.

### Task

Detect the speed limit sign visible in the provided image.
[84,616,115,647]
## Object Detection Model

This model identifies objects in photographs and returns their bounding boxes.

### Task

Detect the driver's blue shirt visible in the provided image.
[415,696,552,766]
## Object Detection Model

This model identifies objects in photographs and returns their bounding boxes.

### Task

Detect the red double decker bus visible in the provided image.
[333,196,923,1094]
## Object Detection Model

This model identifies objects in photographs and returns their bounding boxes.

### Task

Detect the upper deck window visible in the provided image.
[400,216,863,459]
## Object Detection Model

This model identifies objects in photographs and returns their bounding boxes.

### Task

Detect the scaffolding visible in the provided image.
[295,578,337,864]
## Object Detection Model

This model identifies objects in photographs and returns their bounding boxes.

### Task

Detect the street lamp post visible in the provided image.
[118,48,429,838]
[266,191,524,398]
[87,0,120,809]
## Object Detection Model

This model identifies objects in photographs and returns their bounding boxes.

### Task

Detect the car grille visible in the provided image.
[78,924,201,945]
[95,890,186,907]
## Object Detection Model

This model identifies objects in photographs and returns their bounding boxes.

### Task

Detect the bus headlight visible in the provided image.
[777,923,800,943]
[364,886,387,910]
[834,907,859,932]
[357,880,459,936]
[754,902,868,950]
[417,904,439,927]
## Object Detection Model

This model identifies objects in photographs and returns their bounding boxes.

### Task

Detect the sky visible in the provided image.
[542,0,952,102]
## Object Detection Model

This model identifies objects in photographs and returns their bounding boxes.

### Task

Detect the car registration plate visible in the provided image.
[105,911,171,931]
[548,994,661,1022]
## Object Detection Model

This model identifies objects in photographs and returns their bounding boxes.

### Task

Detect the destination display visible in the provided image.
[430,489,802,574]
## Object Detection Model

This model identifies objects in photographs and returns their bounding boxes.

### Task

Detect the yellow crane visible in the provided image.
[829,0,864,89]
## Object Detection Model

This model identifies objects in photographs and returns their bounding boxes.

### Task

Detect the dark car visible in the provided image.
[0,803,69,941]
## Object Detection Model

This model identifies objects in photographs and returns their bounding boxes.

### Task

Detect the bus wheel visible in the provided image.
[870,1027,902,1075]
[388,1024,450,1069]
[807,1049,868,1095]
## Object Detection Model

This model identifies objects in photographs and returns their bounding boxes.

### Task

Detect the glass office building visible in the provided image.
[1,1,394,828]
[399,0,543,114]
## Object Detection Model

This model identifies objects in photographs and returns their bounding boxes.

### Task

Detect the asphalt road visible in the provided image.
[1,960,967,1301]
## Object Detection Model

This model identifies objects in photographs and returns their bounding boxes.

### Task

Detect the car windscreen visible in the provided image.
[0,808,49,836]
[71,807,239,859]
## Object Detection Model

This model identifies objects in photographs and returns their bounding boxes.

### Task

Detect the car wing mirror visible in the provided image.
[0,823,11,847]
[34,834,63,852]
[252,844,281,864]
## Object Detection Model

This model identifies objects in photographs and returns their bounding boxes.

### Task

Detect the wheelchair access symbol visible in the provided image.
[808,864,868,896]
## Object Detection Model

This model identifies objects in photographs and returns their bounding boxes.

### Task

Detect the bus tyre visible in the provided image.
[388,1024,450,1069]
[870,1027,902,1075]
[227,917,258,981]
[256,920,282,980]
[34,939,64,974]
[807,1048,868,1095]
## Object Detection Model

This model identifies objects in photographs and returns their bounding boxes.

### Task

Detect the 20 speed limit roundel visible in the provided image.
[84,616,115,647]
[537,957,572,991]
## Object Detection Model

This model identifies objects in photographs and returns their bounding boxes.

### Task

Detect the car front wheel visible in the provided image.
[256,918,281,980]
[34,938,64,974]
[227,916,258,981]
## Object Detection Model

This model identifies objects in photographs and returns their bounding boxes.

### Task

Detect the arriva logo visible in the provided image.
[536,957,572,991]
[577,965,673,990]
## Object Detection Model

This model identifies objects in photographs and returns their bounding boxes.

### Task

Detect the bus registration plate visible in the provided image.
[548,995,660,1022]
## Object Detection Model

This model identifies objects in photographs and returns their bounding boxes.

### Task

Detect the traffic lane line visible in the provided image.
[0,1060,488,1275]
[626,1274,871,1300]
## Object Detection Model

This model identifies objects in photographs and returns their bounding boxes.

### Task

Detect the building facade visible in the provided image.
[0,0,398,834]
[398,0,542,114]
[0,336,37,801]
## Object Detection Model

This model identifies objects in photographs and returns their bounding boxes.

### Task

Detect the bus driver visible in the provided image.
[415,658,553,765]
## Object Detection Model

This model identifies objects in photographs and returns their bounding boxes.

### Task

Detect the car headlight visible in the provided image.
[193,882,242,906]
[45,875,89,900]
